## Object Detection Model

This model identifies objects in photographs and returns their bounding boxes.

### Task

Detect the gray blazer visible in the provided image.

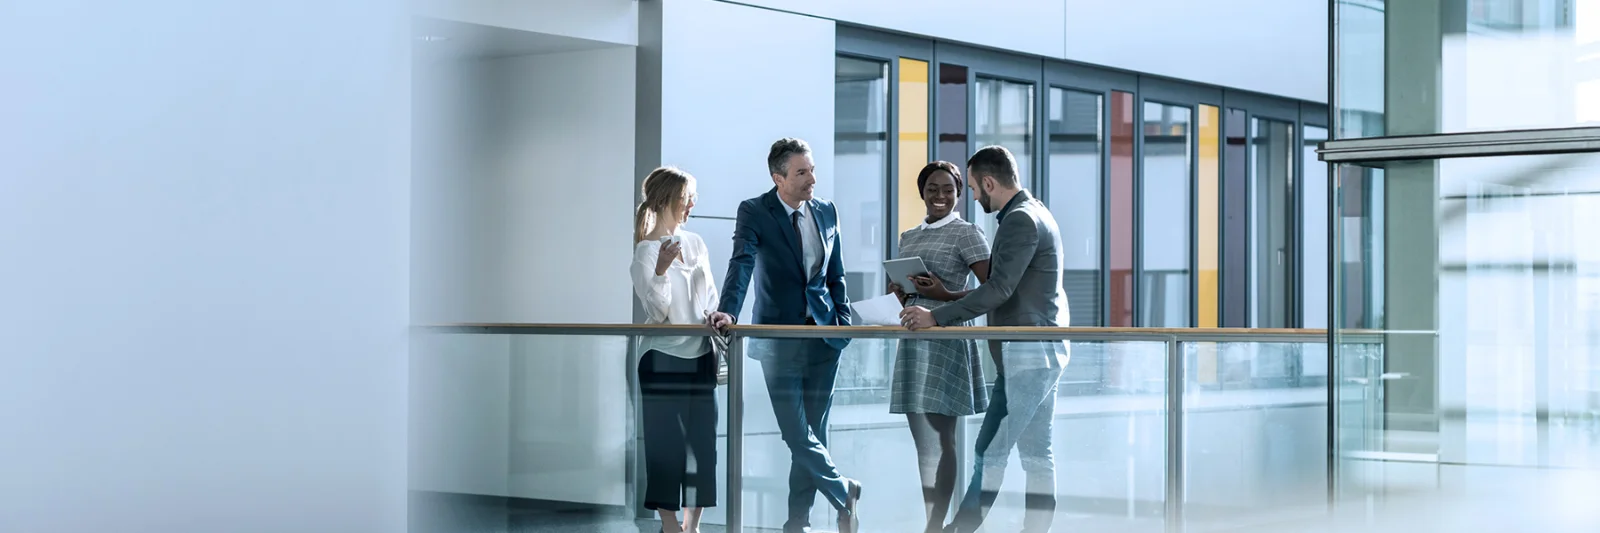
[931,190,1069,371]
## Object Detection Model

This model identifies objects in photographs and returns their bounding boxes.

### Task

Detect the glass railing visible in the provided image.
[408,324,1379,533]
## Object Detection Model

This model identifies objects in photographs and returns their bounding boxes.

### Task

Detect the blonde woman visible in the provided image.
[630,167,719,533]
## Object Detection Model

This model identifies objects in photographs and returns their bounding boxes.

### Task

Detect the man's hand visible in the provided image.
[888,282,908,304]
[909,274,953,301]
[705,311,735,333]
[899,306,936,330]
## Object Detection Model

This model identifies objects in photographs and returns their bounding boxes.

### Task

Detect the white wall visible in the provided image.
[733,0,1064,59]
[1065,0,1329,103]
[0,1,408,532]
[639,0,836,307]
[413,47,636,325]
[413,0,639,46]
[410,46,636,503]
[651,0,837,221]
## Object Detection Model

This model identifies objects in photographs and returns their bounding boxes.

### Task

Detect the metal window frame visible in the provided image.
[1318,126,1600,164]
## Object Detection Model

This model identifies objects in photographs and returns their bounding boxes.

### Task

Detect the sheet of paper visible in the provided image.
[850,293,904,326]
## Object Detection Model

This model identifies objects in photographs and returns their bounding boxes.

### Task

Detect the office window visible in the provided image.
[974,77,1035,236]
[1048,87,1104,326]
[1141,101,1192,327]
[833,55,892,404]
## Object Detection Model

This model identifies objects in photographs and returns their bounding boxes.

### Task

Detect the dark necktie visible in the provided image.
[791,211,805,271]
[793,210,814,323]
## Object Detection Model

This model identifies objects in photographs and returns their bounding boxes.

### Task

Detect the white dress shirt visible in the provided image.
[782,200,824,278]
[630,229,718,359]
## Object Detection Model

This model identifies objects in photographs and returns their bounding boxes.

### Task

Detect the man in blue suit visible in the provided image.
[706,138,863,533]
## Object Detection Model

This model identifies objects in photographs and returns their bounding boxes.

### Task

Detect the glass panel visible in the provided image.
[837,56,898,456]
[1110,92,1137,327]
[974,77,1036,236]
[1249,118,1295,328]
[898,58,932,236]
[1337,0,1600,136]
[1222,109,1250,328]
[1141,101,1192,327]
[1338,152,1600,502]
[737,334,1169,532]
[411,333,694,530]
[836,56,890,303]
[1183,342,1328,530]
[1197,105,1221,328]
[1048,88,1105,327]
[1302,125,1331,329]
[1334,0,1385,139]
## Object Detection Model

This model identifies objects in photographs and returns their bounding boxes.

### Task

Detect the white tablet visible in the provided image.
[883,256,932,295]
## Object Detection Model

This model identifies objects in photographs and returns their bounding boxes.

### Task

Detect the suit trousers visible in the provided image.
[756,338,850,533]
[948,366,1063,533]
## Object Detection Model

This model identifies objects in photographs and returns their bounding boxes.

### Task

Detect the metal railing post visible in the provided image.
[1165,337,1185,533]
[726,332,744,533]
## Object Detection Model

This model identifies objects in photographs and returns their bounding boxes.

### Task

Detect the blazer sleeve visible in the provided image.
[717,200,760,319]
[931,212,1039,325]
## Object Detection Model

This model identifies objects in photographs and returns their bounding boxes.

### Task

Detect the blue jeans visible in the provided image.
[758,339,851,533]
[948,367,1061,533]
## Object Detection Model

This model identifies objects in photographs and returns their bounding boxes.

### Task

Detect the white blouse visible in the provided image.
[630,229,719,359]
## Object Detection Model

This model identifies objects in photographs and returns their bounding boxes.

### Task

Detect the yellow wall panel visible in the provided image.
[897,58,930,236]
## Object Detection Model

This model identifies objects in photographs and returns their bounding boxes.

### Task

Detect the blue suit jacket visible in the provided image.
[718,188,852,354]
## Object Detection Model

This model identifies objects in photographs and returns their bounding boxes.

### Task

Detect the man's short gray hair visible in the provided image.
[767,138,811,176]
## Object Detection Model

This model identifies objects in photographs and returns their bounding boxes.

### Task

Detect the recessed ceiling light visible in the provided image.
[417,35,449,42]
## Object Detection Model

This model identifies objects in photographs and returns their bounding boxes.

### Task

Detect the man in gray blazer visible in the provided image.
[900,145,1068,533]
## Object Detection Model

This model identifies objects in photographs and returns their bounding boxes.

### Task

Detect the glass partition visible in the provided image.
[738,332,1169,533]
[409,332,707,531]
[1182,342,1334,531]
[1335,152,1600,503]
[410,326,1344,533]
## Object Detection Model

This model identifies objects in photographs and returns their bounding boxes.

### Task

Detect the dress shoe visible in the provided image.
[837,478,863,533]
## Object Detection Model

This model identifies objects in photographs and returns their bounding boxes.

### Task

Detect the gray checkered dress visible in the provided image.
[890,216,991,416]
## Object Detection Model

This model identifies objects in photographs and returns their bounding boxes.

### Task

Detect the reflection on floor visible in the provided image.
[1217,463,1600,533]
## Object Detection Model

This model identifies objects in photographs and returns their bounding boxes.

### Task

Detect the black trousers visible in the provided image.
[639,349,719,511]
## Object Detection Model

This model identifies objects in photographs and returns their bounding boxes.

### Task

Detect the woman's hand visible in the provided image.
[888,282,908,304]
[909,274,953,301]
[654,240,682,276]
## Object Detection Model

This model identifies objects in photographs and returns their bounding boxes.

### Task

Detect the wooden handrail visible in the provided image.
[413,323,1404,341]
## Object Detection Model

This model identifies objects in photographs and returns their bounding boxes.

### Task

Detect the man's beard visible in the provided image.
[978,188,995,213]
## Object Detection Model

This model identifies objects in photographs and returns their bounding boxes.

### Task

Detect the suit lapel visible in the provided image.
[811,200,833,270]
[764,190,807,277]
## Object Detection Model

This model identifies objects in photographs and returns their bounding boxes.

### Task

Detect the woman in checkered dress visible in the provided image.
[888,161,991,533]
